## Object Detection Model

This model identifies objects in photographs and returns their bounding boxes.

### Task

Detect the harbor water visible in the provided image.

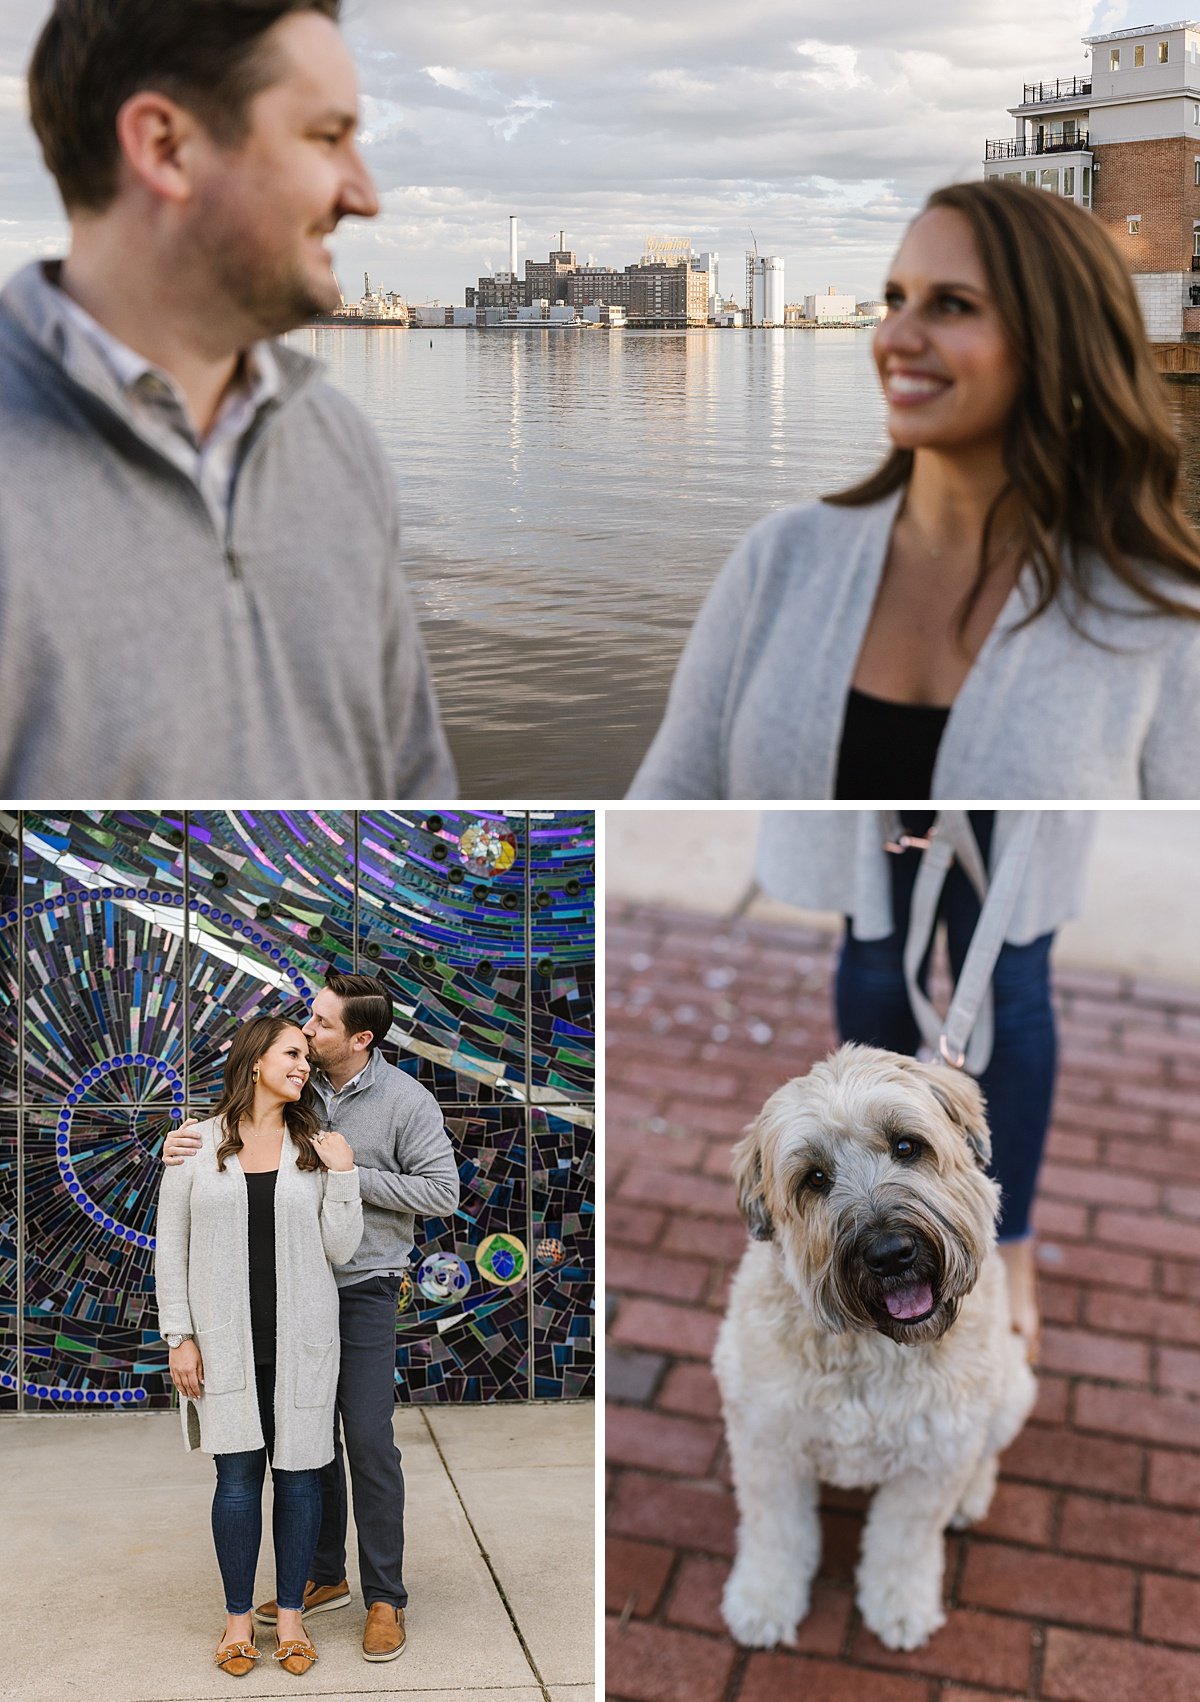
[287,326,1200,797]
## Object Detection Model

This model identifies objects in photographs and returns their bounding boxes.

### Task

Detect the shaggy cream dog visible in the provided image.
[714,1044,1036,1652]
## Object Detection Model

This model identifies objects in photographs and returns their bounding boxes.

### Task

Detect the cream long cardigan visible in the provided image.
[154,1117,363,1469]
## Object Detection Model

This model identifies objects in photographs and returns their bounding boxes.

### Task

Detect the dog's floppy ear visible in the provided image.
[732,1124,774,1241]
[919,1063,992,1171]
[899,1056,992,1171]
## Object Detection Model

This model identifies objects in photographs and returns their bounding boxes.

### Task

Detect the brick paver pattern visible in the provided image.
[606,901,1200,1702]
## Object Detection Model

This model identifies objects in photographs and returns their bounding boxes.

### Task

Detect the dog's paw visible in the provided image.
[722,1567,807,1648]
[857,1571,945,1651]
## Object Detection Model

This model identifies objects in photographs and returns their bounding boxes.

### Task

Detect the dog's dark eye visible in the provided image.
[801,1167,832,1194]
[892,1137,923,1162]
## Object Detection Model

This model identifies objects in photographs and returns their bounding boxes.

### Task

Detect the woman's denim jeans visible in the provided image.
[211,1362,322,1615]
[834,813,1056,1242]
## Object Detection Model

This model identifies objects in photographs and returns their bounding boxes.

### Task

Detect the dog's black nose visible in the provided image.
[863,1231,918,1276]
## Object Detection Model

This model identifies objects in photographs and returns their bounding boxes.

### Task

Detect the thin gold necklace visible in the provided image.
[244,1117,285,1139]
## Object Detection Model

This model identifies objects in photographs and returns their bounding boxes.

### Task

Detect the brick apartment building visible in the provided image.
[526,246,578,305]
[983,19,1200,339]
[567,267,633,311]
[464,273,523,310]
[626,260,710,327]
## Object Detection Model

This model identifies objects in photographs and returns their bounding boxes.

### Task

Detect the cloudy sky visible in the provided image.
[2,0,1125,305]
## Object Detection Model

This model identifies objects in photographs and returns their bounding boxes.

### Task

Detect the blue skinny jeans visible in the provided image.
[834,812,1056,1242]
[211,1362,322,1616]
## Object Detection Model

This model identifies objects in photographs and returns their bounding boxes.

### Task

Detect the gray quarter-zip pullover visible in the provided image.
[0,261,456,799]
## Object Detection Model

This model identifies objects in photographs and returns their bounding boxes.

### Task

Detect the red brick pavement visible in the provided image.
[605,901,1200,1702]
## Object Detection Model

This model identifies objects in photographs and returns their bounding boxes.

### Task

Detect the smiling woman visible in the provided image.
[629,178,1200,801]
[155,1009,361,1675]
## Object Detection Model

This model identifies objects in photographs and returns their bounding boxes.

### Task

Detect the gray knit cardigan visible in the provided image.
[154,1119,362,1468]
[629,491,1200,800]
[755,810,1096,943]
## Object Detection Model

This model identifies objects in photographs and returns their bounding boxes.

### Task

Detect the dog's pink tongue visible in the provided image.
[885,1282,933,1320]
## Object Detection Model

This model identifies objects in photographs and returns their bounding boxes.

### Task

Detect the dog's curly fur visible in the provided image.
[714,1045,1036,1651]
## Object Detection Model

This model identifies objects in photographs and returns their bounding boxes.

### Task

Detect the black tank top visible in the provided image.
[245,1169,278,1366]
[834,687,950,800]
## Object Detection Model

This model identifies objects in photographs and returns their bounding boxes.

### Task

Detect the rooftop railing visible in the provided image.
[985,130,1090,160]
[1021,77,1091,104]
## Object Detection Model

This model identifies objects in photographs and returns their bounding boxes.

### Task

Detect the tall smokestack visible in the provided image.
[509,215,518,280]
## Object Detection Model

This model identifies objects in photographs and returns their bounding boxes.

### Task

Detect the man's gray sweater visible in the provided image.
[312,1050,460,1288]
[0,262,456,798]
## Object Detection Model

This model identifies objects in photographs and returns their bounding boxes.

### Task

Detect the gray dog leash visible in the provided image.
[881,811,1042,1076]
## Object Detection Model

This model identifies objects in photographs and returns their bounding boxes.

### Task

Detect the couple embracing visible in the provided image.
[154,970,460,1677]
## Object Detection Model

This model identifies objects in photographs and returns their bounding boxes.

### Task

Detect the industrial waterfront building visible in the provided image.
[745,253,785,326]
[566,267,632,311]
[466,224,715,327]
[526,239,578,306]
[983,18,1200,338]
[802,287,859,322]
[468,272,524,311]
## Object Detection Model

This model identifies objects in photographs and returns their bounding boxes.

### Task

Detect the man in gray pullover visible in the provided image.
[2,0,455,797]
[165,970,460,1661]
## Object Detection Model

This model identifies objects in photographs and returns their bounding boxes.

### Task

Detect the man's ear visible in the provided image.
[732,1123,774,1241]
[114,90,200,206]
[908,1058,992,1171]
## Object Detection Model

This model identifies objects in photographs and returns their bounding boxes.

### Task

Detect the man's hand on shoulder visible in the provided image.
[162,1117,203,1166]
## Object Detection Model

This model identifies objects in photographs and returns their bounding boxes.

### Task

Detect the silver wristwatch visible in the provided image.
[165,1333,192,1349]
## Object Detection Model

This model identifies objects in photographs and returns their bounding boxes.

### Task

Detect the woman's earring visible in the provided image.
[1069,390,1084,432]
[252,1067,259,1084]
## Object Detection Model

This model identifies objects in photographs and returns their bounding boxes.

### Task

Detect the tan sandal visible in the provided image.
[215,1635,261,1677]
[274,1636,318,1676]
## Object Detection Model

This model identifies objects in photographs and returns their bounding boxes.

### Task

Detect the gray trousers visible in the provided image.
[311,1275,407,1607]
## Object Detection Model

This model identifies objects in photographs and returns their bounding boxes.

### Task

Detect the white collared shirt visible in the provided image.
[54,286,280,535]
[312,1049,378,1123]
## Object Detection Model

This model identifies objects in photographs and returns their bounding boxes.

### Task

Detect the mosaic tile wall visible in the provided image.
[0,811,594,1410]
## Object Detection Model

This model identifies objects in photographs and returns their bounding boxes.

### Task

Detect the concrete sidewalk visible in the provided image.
[606,901,1200,1702]
[3,1403,594,1702]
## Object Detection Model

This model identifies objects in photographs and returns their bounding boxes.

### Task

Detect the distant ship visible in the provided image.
[309,270,411,327]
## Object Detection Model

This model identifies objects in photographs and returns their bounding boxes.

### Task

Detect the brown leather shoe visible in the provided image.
[214,1633,260,1678]
[362,1602,407,1662]
[253,1579,351,1625]
[273,1635,318,1676]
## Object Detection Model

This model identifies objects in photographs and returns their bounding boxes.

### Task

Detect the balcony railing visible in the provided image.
[1021,77,1091,105]
[985,131,1090,160]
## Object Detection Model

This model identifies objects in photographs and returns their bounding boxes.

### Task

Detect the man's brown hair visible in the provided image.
[324,968,393,1054]
[29,0,342,213]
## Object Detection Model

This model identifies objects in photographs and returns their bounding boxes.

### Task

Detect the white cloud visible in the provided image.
[357,94,407,148]
[793,40,865,92]
[489,92,554,143]
[423,65,480,94]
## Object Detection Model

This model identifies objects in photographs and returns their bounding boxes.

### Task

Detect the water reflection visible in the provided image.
[288,327,1200,795]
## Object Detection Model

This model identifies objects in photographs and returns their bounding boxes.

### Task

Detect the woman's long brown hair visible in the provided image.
[214,1014,322,1173]
[827,179,1200,630]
